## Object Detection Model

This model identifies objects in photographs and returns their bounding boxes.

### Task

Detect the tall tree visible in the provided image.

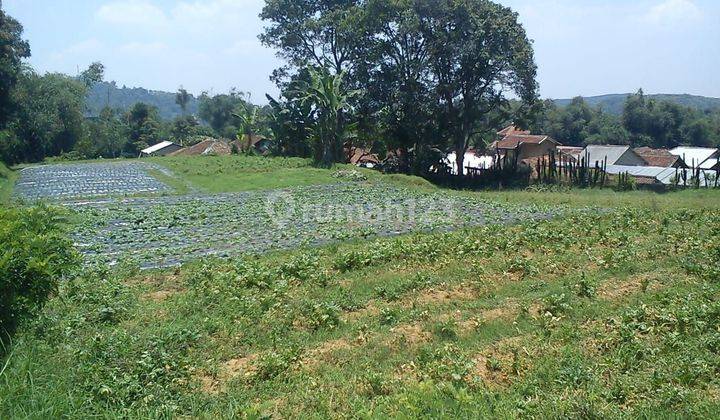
[359,0,436,173]
[176,87,191,115]
[9,72,87,162]
[260,0,362,82]
[0,7,30,128]
[85,107,128,158]
[198,90,248,137]
[125,103,160,154]
[418,0,538,175]
[80,61,104,88]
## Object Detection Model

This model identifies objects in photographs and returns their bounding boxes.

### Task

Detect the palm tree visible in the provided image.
[293,67,357,167]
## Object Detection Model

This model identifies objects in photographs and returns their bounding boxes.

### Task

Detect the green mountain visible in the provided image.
[87,83,720,121]
[86,81,200,120]
[553,94,720,115]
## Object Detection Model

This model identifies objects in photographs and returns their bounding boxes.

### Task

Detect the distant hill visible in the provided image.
[553,94,720,115]
[86,82,200,120]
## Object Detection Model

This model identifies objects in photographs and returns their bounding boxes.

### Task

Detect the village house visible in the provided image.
[581,145,646,167]
[140,141,183,157]
[670,147,719,170]
[634,147,687,168]
[489,126,561,161]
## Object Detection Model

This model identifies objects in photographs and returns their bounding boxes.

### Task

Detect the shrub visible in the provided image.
[0,206,79,342]
[615,172,636,192]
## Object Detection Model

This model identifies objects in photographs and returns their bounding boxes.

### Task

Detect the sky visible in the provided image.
[5,0,720,102]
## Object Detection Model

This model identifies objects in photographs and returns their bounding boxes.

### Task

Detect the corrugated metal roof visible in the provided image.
[700,158,719,170]
[583,145,633,166]
[669,147,718,168]
[141,141,175,155]
[607,164,718,186]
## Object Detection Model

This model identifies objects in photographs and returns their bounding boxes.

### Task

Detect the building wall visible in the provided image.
[517,142,557,160]
[615,151,647,166]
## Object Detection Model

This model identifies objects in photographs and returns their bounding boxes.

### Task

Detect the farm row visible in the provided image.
[13,162,174,201]
[70,183,560,269]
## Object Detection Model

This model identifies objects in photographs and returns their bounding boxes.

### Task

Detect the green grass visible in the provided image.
[1,190,719,418]
[2,155,720,417]
[148,155,341,192]
[475,186,720,210]
[0,162,17,203]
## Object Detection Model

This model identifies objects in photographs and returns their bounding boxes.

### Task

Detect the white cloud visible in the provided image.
[96,0,168,27]
[645,0,702,24]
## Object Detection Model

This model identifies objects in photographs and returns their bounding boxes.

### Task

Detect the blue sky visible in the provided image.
[5,0,720,102]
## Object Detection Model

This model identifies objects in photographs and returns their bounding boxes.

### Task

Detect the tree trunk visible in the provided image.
[455,146,465,177]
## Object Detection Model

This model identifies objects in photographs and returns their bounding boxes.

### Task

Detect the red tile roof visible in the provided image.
[497,125,531,136]
[634,147,685,168]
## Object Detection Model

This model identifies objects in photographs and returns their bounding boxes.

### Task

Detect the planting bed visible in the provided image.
[70,183,557,269]
[13,162,173,201]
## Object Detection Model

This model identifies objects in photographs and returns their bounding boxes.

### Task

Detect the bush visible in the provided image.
[0,206,79,342]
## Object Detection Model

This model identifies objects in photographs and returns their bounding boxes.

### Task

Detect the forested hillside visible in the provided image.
[554,94,720,115]
[86,81,200,120]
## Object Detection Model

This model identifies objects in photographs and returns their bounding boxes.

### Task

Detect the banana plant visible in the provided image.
[232,103,265,153]
[292,66,359,167]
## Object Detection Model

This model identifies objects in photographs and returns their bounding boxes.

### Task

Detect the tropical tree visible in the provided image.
[232,102,266,152]
[0,7,30,129]
[9,71,87,162]
[84,107,128,158]
[265,93,314,157]
[259,0,363,83]
[80,61,105,88]
[198,90,248,137]
[125,102,161,155]
[171,115,199,146]
[359,0,436,173]
[292,67,357,166]
[176,87,191,115]
[418,0,538,175]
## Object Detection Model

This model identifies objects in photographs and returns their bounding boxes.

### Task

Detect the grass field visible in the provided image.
[148,155,358,193]
[0,161,17,203]
[1,156,720,418]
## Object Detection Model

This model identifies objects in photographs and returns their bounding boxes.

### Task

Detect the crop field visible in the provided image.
[12,162,174,201]
[10,159,558,269]
[71,184,558,269]
[2,156,719,418]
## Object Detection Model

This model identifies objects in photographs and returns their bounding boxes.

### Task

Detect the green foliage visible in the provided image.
[2,195,720,417]
[198,90,251,138]
[292,67,358,166]
[0,206,79,340]
[80,62,104,88]
[0,8,30,128]
[175,87,191,114]
[616,172,637,192]
[534,91,720,148]
[126,102,162,154]
[304,302,341,330]
[261,0,537,174]
[542,293,573,317]
[2,71,87,163]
